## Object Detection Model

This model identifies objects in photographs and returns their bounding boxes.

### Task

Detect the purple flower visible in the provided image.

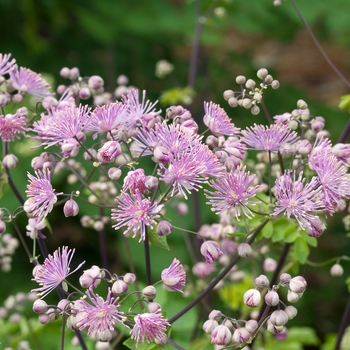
[130,312,170,346]
[205,168,261,220]
[0,112,27,141]
[272,171,325,233]
[26,217,46,240]
[32,105,91,147]
[9,66,51,99]
[97,140,122,164]
[32,246,85,298]
[24,169,62,220]
[86,102,128,139]
[241,123,298,152]
[123,168,149,194]
[200,241,223,264]
[75,288,125,341]
[0,53,16,76]
[203,101,239,136]
[112,191,163,241]
[161,258,186,293]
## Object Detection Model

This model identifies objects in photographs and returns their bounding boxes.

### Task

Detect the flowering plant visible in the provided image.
[1,1,350,349]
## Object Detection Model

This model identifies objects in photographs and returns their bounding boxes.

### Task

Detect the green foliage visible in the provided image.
[148,226,169,250]
[339,94,350,113]
[159,87,195,106]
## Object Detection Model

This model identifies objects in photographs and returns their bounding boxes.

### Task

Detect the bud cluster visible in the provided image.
[223,68,280,115]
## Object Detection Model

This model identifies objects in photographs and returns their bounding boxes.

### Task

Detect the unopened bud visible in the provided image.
[147,302,161,313]
[284,305,298,320]
[237,242,252,258]
[235,75,246,85]
[2,154,18,169]
[63,199,79,217]
[203,319,219,334]
[142,285,157,300]
[123,273,136,284]
[289,276,307,293]
[223,90,235,100]
[157,220,173,236]
[33,299,48,314]
[270,310,288,326]
[265,290,280,306]
[243,289,261,307]
[232,327,251,343]
[111,280,128,295]
[108,167,122,181]
[330,263,344,277]
[257,68,268,80]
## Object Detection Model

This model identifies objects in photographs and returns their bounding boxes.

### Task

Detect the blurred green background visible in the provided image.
[1,0,350,349]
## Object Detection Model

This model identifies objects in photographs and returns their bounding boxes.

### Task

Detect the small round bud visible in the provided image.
[255,274,269,287]
[245,79,256,89]
[63,199,79,217]
[200,240,223,263]
[78,87,91,100]
[69,67,80,80]
[0,220,6,234]
[270,310,288,326]
[257,68,268,80]
[251,105,260,115]
[147,302,161,313]
[211,325,232,345]
[177,202,188,216]
[2,154,18,169]
[265,290,280,306]
[223,90,235,100]
[297,99,308,109]
[232,327,251,343]
[38,313,51,324]
[237,243,252,258]
[33,299,48,314]
[123,273,136,284]
[83,148,97,161]
[271,80,280,89]
[88,75,104,90]
[117,74,128,85]
[287,290,303,303]
[264,74,273,84]
[111,280,128,295]
[243,289,261,307]
[253,92,262,102]
[288,119,299,130]
[228,97,238,107]
[12,93,23,104]
[157,220,173,236]
[108,167,122,181]
[284,305,298,320]
[235,75,246,85]
[208,309,222,320]
[203,319,219,334]
[289,276,307,293]
[60,67,70,79]
[263,257,277,272]
[267,319,284,334]
[330,263,344,277]
[245,319,258,333]
[242,98,252,109]
[279,273,291,286]
[142,285,157,300]
[57,299,70,312]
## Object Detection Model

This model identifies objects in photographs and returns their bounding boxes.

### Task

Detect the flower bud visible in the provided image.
[232,327,251,343]
[254,274,269,287]
[200,241,223,263]
[203,319,219,334]
[157,220,173,236]
[251,105,260,115]
[147,302,161,313]
[237,243,252,258]
[289,276,307,293]
[177,202,188,216]
[287,290,303,303]
[83,148,97,161]
[211,325,232,345]
[263,257,277,272]
[270,310,288,327]
[265,290,280,306]
[296,139,312,155]
[330,263,344,277]
[284,305,298,320]
[145,176,158,190]
[245,319,258,333]
[228,97,238,107]
[235,75,246,85]
[69,67,80,80]
[243,289,261,307]
[57,299,70,312]
[123,273,136,284]
[267,319,284,334]
[111,280,128,295]
[142,285,157,300]
[153,145,170,163]
[223,90,235,100]
[2,154,18,169]
[33,299,48,314]
[257,68,268,80]
[88,75,104,90]
[279,273,291,286]
[208,310,222,320]
[38,313,51,324]
[63,199,79,217]
[271,80,280,89]
[245,79,256,89]
[0,220,6,234]
[60,67,70,79]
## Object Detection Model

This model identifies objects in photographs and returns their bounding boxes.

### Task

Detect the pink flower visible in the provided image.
[203,101,239,136]
[0,112,26,141]
[241,123,298,152]
[9,66,51,99]
[200,241,223,264]
[130,312,170,346]
[97,140,122,164]
[31,105,91,147]
[123,169,149,194]
[75,288,125,341]
[112,191,163,241]
[32,246,85,298]
[0,53,16,76]
[205,167,261,220]
[161,258,186,293]
[272,171,325,233]
[24,169,61,220]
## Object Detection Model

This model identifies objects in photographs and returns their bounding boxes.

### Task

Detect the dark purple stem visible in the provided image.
[335,295,350,350]
[144,227,152,285]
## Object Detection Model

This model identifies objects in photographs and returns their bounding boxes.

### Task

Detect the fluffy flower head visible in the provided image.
[0,112,26,141]
[161,258,186,293]
[0,53,16,76]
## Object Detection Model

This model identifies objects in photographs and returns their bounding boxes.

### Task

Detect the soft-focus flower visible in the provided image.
[272,171,325,233]
[76,288,125,341]
[9,66,51,99]
[31,105,91,147]
[200,241,223,263]
[203,101,240,136]
[161,258,186,293]
[211,325,232,345]
[0,112,27,141]
[112,191,163,241]
[0,53,16,76]
[205,168,261,220]
[241,123,298,152]
[32,246,85,298]
[192,262,215,277]
[86,102,128,139]
[130,312,170,346]
[24,170,61,220]
[26,217,46,239]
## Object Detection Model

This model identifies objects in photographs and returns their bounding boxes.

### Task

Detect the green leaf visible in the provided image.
[148,227,169,250]
[339,94,350,112]
[301,231,318,247]
[159,87,195,106]
[293,238,310,264]
[123,338,162,350]
[287,327,321,346]
[261,220,274,239]
[284,226,299,243]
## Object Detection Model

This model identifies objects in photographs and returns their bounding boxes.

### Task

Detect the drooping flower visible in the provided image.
[0,112,27,141]
[130,312,170,346]
[32,246,85,298]
[111,191,163,241]
[75,288,126,341]
[9,66,51,99]
[205,168,261,220]
[161,258,186,293]
[200,241,223,264]
[26,217,47,240]
[86,101,129,139]
[123,168,149,194]
[97,140,122,164]
[31,105,91,147]
[203,101,239,136]
[241,123,299,152]
[272,171,325,233]
[24,169,62,220]
[0,53,16,76]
